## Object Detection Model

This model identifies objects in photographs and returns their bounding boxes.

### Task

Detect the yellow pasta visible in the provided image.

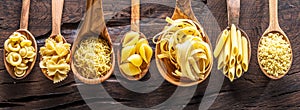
[214,24,249,81]
[73,37,111,79]
[237,30,243,63]
[227,66,235,82]
[236,64,243,78]
[224,33,231,64]
[214,29,229,57]
[258,33,291,77]
[39,35,70,83]
[4,32,36,77]
[241,37,248,71]
[153,17,212,81]
[217,49,224,70]
[230,24,238,56]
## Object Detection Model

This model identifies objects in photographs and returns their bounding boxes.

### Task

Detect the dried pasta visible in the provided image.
[153,17,212,81]
[120,31,153,76]
[73,37,112,79]
[258,33,292,77]
[214,29,229,57]
[4,32,36,77]
[214,24,249,82]
[39,35,71,83]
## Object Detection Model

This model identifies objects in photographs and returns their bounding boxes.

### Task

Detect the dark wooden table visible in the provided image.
[1,0,300,109]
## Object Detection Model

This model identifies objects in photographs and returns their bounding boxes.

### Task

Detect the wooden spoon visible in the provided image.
[257,0,292,79]
[40,0,69,80]
[117,0,150,80]
[155,0,213,87]
[4,0,37,79]
[71,0,115,84]
[215,0,251,80]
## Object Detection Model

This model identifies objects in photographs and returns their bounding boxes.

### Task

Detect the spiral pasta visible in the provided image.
[4,32,36,78]
[39,35,71,83]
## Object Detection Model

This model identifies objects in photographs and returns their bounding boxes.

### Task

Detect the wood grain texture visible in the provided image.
[0,0,300,109]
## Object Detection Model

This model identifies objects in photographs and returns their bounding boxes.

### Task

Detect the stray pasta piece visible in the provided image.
[153,17,212,81]
[4,32,36,77]
[258,32,292,77]
[74,37,112,79]
[214,24,249,82]
[39,35,71,83]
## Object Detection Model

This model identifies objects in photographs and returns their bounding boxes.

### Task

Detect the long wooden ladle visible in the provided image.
[117,0,151,80]
[40,0,69,81]
[155,0,213,86]
[257,0,292,79]
[4,0,37,79]
[71,0,115,84]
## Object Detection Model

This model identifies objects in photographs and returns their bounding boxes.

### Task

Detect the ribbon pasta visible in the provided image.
[4,32,36,78]
[214,24,249,82]
[153,17,212,81]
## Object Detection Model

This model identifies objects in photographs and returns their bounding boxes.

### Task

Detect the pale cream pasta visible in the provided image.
[237,30,243,63]
[230,24,238,56]
[214,30,229,57]
[241,37,248,71]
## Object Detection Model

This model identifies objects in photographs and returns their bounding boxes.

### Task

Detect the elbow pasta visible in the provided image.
[214,24,249,82]
[39,35,71,83]
[4,32,36,78]
[258,33,292,77]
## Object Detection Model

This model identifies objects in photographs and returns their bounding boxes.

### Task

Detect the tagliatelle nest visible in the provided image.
[153,17,212,81]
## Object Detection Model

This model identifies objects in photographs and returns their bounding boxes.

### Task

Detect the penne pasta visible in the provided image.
[229,53,236,68]
[237,30,243,63]
[217,49,224,70]
[230,24,238,56]
[241,37,248,71]
[223,64,229,75]
[214,30,229,57]
[228,66,235,82]
[224,32,231,64]
[236,63,243,78]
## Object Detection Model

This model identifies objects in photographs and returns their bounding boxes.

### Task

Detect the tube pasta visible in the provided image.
[236,64,243,78]
[4,32,36,77]
[214,30,228,57]
[228,66,235,82]
[230,24,238,56]
[214,24,249,81]
[242,37,248,71]
[237,30,243,63]
[217,49,224,70]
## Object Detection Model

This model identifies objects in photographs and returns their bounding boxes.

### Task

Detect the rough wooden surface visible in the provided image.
[0,0,300,109]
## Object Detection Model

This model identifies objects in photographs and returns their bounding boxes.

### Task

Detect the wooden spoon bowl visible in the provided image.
[71,0,115,84]
[4,29,37,79]
[257,0,293,79]
[155,0,213,87]
[3,0,37,79]
[117,31,151,80]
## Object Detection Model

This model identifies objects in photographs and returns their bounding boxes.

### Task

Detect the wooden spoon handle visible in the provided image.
[172,0,197,21]
[20,0,30,30]
[51,0,64,35]
[227,0,240,26]
[268,0,280,29]
[131,0,140,32]
[90,0,107,36]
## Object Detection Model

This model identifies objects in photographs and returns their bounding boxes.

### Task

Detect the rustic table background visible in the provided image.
[0,0,300,109]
